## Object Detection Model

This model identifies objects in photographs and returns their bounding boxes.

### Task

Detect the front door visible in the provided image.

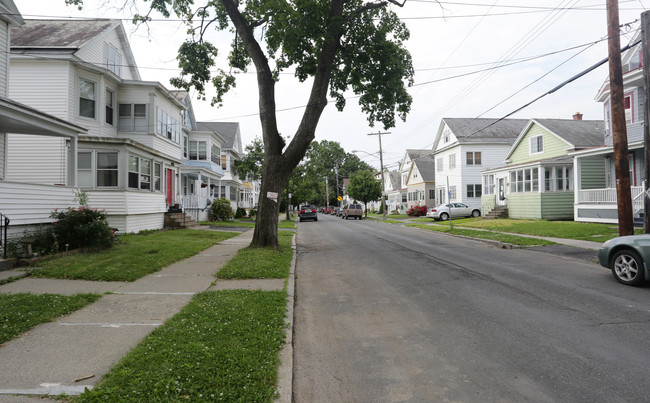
[166,169,174,207]
[497,178,507,206]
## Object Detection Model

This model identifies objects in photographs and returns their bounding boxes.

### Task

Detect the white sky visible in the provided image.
[12,0,650,171]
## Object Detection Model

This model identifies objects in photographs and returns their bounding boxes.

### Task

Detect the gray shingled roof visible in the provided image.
[534,119,605,148]
[443,118,529,143]
[196,122,240,149]
[413,158,436,182]
[406,149,431,160]
[389,171,402,190]
[11,19,117,50]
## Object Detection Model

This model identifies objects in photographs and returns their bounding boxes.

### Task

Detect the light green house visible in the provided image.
[481,118,604,220]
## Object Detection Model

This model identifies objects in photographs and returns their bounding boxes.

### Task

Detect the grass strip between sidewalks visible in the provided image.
[217,232,294,279]
[78,290,287,402]
[201,219,296,229]
[406,223,556,246]
[31,230,239,282]
[0,293,101,344]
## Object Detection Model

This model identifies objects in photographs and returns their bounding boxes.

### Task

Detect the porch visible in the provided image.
[575,185,644,224]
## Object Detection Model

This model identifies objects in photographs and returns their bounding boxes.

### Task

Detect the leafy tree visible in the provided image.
[232,137,264,181]
[347,170,382,217]
[68,0,414,249]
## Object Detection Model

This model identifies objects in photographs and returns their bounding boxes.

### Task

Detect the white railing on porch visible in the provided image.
[182,195,212,211]
[578,185,644,205]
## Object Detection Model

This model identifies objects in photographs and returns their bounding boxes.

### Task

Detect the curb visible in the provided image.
[276,233,296,402]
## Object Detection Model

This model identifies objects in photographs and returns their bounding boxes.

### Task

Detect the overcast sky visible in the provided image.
[13,0,650,171]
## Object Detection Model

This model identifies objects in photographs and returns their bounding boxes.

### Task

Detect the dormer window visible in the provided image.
[103,43,122,76]
[529,135,543,155]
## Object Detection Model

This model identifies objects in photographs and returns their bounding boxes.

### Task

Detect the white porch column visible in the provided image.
[573,157,580,205]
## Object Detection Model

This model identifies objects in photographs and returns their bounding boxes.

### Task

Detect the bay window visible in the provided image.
[119,104,147,132]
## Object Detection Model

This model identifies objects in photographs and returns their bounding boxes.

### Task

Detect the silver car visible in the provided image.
[426,203,481,221]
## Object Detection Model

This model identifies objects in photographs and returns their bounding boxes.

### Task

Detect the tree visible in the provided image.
[232,137,264,182]
[69,0,414,249]
[347,170,382,217]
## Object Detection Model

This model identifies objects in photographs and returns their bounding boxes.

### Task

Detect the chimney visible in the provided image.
[573,112,583,120]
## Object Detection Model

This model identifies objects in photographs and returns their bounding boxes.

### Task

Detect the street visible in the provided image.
[293,214,650,402]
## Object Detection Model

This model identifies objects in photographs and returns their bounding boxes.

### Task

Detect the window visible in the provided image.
[105,89,114,125]
[448,154,456,170]
[510,169,538,193]
[437,158,443,172]
[401,193,407,203]
[211,145,221,165]
[467,184,482,198]
[530,135,543,154]
[183,136,188,159]
[156,108,180,143]
[154,162,162,191]
[103,43,121,76]
[429,189,435,200]
[97,152,118,187]
[78,152,92,187]
[128,155,152,190]
[449,186,457,201]
[437,188,445,204]
[443,128,451,143]
[624,93,633,124]
[119,104,147,132]
[189,140,207,160]
[484,175,495,195]
[466,152,481,166]
[230,186,237,201]
[221,155,227,170]
[543,166,572,192]
[79,79,95,118]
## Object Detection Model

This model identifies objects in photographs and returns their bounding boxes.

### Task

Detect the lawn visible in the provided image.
[78,290,287,402]
[366,213,410,219]
[446,218,641,242]
[200,218,296,229]
[406,224,556,246]
[0,293,101,344]
[31,230,239,282]
[217,232,294,279]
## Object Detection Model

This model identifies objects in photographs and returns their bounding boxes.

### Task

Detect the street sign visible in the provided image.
[337,196,342,201]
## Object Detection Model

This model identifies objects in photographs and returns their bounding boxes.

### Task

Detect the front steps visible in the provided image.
[484,206,508,219]
[164,212,200,229]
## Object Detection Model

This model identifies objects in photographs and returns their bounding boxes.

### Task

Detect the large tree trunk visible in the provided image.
[251,156,291,249]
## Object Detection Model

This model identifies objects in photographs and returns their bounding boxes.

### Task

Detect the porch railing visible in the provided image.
[1,212,9,259]
[578,186,644,205]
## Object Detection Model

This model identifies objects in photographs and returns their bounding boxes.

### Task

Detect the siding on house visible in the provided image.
[540,192,574,220]
[506,193,542,219]
[6,134,68,185]
[509,123,570,164]
[9,60,71,118]
[0,132,5,179]
[579,158,606,189]
[0,20,8,97]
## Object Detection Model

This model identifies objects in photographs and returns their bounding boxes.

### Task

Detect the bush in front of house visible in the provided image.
[210,197,234,221]
[50,207,115,251]
[406,205,428,217]
[235,207,247,219]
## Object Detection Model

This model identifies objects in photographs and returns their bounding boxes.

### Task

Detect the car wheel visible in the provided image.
[440,212,449,221]
[314,217,318,221]
[610,249,646,286]
[359,216,362,220]
[471,209,481,217]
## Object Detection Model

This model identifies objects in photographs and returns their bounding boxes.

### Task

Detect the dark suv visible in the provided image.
[299,205,318,222]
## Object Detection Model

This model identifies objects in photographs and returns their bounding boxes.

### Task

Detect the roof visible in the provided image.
[442,118,529,144]
[533,119,604,148]
[389,171,401,190]
[412,158,436,182]
[196,122,241,150]
[0,0,24,26]
[406,149,431,160]
[11,19,117,50]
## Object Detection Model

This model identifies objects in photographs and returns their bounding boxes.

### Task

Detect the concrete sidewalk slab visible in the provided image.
[210,278,285,291]
[0,278,124,295]
[113,273,215,294]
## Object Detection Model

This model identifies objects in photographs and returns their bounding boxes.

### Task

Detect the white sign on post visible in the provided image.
[267,191,279,202]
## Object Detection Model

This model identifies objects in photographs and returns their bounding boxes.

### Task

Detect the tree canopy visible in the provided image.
[347,170,382,216]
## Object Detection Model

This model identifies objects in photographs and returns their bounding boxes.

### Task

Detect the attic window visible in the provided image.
[104,43,122,76]
[529,135,543,155]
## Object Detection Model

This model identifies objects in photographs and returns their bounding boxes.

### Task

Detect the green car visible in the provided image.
[598,235,650,286]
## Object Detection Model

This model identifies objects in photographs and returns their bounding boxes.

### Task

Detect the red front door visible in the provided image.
[166,169,174,206]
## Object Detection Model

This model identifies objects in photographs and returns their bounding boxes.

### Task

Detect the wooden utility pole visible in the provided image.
[642,10,650,233]
[368,131,390,220]
[607,0,634,236]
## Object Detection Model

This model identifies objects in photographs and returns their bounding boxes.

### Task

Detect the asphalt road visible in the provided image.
[292,214,650,402]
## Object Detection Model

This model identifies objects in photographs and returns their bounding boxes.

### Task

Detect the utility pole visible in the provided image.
[325,176,329,212]
[642,10,650,233]
[368,131,390,220]
[335,165,340,209]
[607,0,634,236]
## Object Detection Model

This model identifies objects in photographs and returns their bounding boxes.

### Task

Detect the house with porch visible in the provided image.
[6,19,209,233]
[386,170,405,214]
[433,118,528,214]
[1,1,89,255]
[481,117,604,220]
[405,157,436,210]
[573,32,645,224]
[396,149,431,210]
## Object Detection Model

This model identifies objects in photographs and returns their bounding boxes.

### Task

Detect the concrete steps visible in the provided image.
[484,206,508,220]
[164,212,200,229]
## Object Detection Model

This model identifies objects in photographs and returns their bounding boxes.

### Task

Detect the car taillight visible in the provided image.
[311,209,316,213]
[300,209,305,213]
[431,209,436,212]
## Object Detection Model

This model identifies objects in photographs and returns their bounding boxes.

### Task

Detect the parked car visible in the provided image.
[342,203,363,220]
[426,203,481,221]
[331,207,341,216]
[299,205,318,222]
[336,208,343,217]
[598,235,650,286]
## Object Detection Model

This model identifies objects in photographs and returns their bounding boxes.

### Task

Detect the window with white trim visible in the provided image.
[105,88,114,125]
[529,135,543,155]
[449,186,457,201]
[103,43,122,76]
[119,104,147,132]
[211,144,221,164]
[543,166,573,191]
[437,158,443,172]
[189,140,207,160]
[154,162,162,191]
[128,155,152,190]
[510,168,538,193]
[429,189,435,200]
[77,151,118,188]
[624,93,633,124]
[183,136,189,159]
[79,79,96,118]
[78,152,92,187]
[156,107,180,143]
[448,154,456,170]
[484,175,495,194]
[466,151,481,165]
[467,184,482,198]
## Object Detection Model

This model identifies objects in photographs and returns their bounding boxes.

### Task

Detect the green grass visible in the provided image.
[31,230,239,282]
[78,290,287,402]
[448,218,642,242]
[367,213,410,219]
[200,219,296,230]
[217,232,294,279]
[406,224,556,246]
[0,293,101,344]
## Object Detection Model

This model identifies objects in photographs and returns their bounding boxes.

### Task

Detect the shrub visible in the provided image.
[50,207,114,251]
[406,205,428,217]
[235,207,246,219]
[249,209,256,218]
[210,197,233,221]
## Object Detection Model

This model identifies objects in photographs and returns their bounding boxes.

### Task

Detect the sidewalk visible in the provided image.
[0,229,291,400]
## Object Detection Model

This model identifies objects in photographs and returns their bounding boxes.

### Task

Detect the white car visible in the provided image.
[426,203,481,221]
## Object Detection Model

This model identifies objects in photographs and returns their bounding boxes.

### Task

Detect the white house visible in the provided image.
[433,118,528,213]
[1,2,88,255]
